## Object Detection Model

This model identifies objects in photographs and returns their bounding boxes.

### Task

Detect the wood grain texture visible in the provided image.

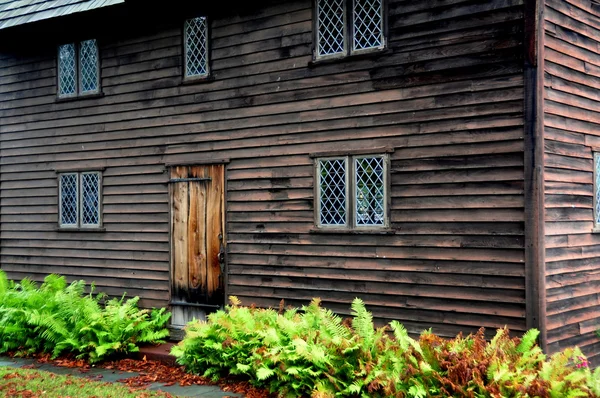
[187,167,207,299]
[206,165,225,305]
[523,0,546,350]
[171,167,189,302]
[0,0,527,336]
[543,0,600,360]
[168,165,224,316]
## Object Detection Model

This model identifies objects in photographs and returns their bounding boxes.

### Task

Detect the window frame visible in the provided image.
[56,39,101,99]
[350,0,386,55]
[315,156,350,228]
[58,171,103,230]
[57,43,78,99]
[78,39,101,95]
[314,153,390,231]
[314,0,348,60]
[59,172,79,228]
[183,16,211,81]
[313,0,387,61]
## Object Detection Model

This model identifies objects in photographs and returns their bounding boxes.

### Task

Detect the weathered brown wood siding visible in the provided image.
[0,0,526,337]
[543,0,600,362]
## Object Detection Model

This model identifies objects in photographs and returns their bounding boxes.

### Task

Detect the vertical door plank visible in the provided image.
[171,166,189,301]
[221,164,226,300]
[206,164,224,304]
[188,166,207,302]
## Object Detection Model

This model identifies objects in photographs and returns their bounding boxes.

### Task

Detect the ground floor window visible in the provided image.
[315,154,389,229]
[59,171,102,229]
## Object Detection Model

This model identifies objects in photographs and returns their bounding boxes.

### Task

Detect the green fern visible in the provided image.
[0,270,170,363]
[516,329,539,354]
[173,297,600,398]
[350,298,374,347]
[0,271,9,296]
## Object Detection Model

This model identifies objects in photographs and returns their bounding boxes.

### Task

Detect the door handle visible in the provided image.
[218,234,225,270]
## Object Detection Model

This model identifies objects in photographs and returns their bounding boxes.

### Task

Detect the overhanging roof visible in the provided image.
[0,0,124,30]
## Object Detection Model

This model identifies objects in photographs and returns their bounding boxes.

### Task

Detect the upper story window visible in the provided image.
[59,171,102,229]
[184,16,210,79]
[57,39,100,98]
[316,154,389,229]
[315,0,385,59]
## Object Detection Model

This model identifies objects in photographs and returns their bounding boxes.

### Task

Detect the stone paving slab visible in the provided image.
[0,357,243,398]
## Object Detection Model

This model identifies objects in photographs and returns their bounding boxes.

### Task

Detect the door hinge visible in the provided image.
[169,177,211,183]
[169,301,221,309]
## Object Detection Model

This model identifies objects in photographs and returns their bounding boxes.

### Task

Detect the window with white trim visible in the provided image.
[316,154,388,228]
[57,39,100,98]
[315,0,385,59]
[184,16,210,79]
[59,172,102,229]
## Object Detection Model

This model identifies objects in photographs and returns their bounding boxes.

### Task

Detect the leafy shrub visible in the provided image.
[173,297,600,398]
[0,271,170,363]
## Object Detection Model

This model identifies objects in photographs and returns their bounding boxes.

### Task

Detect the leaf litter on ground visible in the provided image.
[0,366,175,398]
[21,352,272,398]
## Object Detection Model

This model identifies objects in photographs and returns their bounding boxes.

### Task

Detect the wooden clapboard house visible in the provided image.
[1,0,600,361]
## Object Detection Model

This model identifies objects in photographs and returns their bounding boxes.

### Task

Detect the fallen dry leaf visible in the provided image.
[14,353,272,398]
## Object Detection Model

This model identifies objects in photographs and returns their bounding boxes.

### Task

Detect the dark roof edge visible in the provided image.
[0,0,125,31]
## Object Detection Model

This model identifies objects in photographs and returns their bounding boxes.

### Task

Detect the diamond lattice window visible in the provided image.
[60,174,78,226]
[184,17,209,78]
[59,171,102,228]
[58,44,77,96]
[57,40,100,98]
[353,0,383,51]
[318,158,348,226]
[316,0,346,57]
[81,172,100,226]
[315,0,384,59]
[355,156,385,226]
[316,154,388,229]
[79,40,99,93]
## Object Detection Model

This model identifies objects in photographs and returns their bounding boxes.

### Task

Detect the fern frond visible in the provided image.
[351,298,374,348]
[0,270,9,296]
[229,296,241,307]
[516,329,539,354]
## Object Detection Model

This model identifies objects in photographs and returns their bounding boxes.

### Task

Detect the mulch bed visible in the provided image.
[13,353,272,398]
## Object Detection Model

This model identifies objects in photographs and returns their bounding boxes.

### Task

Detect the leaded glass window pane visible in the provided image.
[79,39,99,93]
[352,0,383,51]
[355,156,385,226]
[81,172,100,226]
[319,158,347,225]
[59,172,102,228]
[58,43,76,97]
[317,0,346,57]
[184,17,209,78]
[60,174,78,226]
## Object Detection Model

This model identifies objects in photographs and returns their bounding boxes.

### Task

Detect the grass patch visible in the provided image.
[0,366,175,397]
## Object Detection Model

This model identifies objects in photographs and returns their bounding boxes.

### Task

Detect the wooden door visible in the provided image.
[169,165,225,326]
